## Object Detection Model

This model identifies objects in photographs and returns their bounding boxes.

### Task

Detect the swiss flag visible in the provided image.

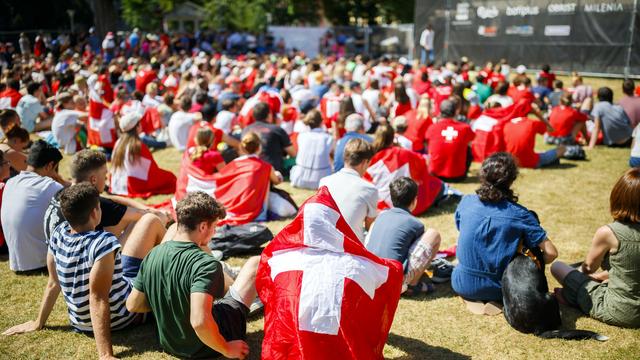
[364,146,443,215]
[319,93,343,128]
[109,141,177,198]
[237,90,283,127]
[0,88,22,110]
[256,187,403,360]
[470,100,532,162]
[172,154,271,225]
[87,80,116,149]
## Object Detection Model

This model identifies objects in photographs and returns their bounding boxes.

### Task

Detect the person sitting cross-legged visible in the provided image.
[126,192,259,359]
[366,177,448,296]
[2,183,166,359]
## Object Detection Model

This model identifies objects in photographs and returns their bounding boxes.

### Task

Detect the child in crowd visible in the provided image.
[366,177,452,296]
[189,127,225,175]
[290,109,333,190]
[547,80,564,108]
[51,92,87,154]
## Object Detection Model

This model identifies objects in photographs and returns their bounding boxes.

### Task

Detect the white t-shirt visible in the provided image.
[1,171,63,271]
[52,109,82,154]
[214,110,235,135]
[319,168,378,242]
[168,111,197,151]
[290,128,334,190]
[420,29,434,50]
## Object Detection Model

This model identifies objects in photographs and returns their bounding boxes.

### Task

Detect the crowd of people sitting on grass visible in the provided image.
[0,35,638,358]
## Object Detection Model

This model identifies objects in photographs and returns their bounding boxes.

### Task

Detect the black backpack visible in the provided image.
[209,223,273,259]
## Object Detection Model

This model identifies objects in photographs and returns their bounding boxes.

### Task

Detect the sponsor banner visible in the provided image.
[476,5,499,19]
[477,25,498,37]
[547,2,577,15]
[453,2,473,26]
[505,6,540,17]
[544,25,571,36]
[583,2,624,13]
[506,25,534,36]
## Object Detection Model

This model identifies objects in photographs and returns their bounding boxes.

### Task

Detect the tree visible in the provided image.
[88,0,118,36]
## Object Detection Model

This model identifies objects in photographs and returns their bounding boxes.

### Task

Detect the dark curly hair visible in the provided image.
[476,152,519,203]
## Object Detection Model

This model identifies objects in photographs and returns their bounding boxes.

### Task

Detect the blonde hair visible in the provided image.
[240,132,261,155]
[190,127,215,161]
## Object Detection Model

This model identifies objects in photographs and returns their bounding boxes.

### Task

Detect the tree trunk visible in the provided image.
[87,0,118,38]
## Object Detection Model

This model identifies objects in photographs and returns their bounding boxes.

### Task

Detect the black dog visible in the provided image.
[502,246,607,340]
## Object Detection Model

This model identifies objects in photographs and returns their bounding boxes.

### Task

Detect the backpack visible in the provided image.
[209,222,273,259]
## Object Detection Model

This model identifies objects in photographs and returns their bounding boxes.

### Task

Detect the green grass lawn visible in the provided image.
[1,75,639,359]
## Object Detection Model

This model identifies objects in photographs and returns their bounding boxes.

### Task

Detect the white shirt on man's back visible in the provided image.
[319,168,378,242]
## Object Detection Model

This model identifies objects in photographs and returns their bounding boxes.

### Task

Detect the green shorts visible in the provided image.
[562,270,601,315]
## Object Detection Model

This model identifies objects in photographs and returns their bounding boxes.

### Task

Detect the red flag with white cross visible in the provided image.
[256,187,403,360]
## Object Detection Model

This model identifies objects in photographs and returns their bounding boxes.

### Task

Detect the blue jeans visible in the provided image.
[421,48,434,64]
[141,135,167,150]
[630,156,640,168]
[536,149,559,168]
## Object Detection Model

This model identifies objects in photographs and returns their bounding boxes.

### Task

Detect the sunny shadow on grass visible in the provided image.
[3,83,640,358]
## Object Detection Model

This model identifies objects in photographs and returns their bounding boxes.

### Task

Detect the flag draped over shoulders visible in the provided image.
[256,187,403,360]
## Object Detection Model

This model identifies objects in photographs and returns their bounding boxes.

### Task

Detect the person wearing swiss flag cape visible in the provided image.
[109,112,177,198]
[256,186,404,360]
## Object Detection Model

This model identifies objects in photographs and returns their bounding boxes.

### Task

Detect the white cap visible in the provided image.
[516,65,527,74]
[119,112,142,132]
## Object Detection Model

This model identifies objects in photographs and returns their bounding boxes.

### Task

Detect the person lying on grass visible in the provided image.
[126,191,258,360]
[552,168,640,328]
[3,183,165,360]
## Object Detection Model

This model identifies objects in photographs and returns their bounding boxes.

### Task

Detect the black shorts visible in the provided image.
[212,294,249,342]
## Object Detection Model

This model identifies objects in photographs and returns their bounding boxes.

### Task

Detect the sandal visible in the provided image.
[402,279,435,297]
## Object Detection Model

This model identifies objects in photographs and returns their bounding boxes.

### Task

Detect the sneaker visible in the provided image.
[430,258,454,283]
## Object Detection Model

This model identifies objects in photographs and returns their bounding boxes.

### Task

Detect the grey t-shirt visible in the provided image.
[591,101,632,145]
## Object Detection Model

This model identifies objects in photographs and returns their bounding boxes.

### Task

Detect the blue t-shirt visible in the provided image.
[366,207,424,268]
[333,132,372,172]
[451,195,547,301]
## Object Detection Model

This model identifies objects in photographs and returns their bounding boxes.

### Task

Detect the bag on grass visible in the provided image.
[209,222,273,258]
[563,145,586,160]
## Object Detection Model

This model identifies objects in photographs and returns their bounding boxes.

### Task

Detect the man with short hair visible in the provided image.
[320,138,378,242]
[366,177,445,294]
[619,79,640,129]
[419,24,435,64]
[1,140,64,272]
[44,149,169,244]
[425,100,475,181]
[589,87,633,149]
[333,113,372,172]
[169,97,203,151]
[242,102,296,174]
[3,183,165,359]
[16,82,51,132]
[126,192,258,359]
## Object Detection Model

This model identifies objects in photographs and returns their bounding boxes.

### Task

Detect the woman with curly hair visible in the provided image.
[451,152,558,304]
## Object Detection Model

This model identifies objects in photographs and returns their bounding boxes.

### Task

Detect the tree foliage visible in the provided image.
[119,0,414,32]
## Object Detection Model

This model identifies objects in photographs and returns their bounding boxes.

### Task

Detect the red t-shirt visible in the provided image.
[429,85,453,116]
[503,117,547,168]
[548,105,588,138]
[507,86,534,104]
[403,109,432,152]
[185,121,224,150]
[487,73,505,89]
[425,118,475,178]
[191,149,225,175]
[135,69,157,93]
[392,101,412,117]
[539,71,556,89]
